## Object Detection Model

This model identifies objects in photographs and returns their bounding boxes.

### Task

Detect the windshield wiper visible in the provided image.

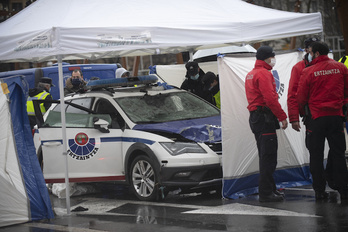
[135,121,161,124]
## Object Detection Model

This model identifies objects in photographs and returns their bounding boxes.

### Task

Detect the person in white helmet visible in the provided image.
[115,68,130,78]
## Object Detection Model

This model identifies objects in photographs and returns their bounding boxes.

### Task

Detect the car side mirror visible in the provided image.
[93,117,110,133]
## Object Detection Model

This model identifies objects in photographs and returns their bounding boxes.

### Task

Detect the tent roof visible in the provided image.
[0,0,322,62]
[193,45,256,61]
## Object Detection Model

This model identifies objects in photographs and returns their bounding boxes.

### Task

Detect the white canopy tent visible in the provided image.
[0,0,322,62]
[0,0,323,217]
[193,45,257,61]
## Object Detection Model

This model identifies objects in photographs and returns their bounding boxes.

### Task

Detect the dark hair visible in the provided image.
[90,76,100,81]
[311,41,329,56]
[202,72,217,85]
[202,72,218,90]
[304,37,320,48]
[72,69,83,75]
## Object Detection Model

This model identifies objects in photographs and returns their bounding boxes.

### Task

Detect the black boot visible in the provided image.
[315,191,329,200]
[273,190,285,196]
[259,193,284,202]
[338,190,348,201]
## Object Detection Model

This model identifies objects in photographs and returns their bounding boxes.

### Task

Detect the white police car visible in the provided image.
[33,76,222,201]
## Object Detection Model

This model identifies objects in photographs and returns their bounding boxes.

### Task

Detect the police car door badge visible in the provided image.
[67,133,100,160]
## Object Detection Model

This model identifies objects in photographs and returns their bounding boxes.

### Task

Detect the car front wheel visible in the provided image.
[130,155,159,201]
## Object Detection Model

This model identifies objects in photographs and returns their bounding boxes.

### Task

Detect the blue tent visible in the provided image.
[0,75,54,227]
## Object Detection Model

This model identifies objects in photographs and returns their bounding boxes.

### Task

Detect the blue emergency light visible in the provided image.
[87,75,158,89]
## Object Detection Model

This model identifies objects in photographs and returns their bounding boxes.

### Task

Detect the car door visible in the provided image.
[39,96,125,183]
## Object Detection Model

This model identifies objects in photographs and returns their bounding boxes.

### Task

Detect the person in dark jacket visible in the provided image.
[27,77,54,129]
[245,45,288,202]
[297,41,348,201]
[181,61,210,101]
[202,72,220,108]
[64,69,87,95]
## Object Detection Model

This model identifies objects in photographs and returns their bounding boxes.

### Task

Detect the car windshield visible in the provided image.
[115,91,220,124]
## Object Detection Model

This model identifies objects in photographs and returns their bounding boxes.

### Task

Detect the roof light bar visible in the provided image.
[87,75,158,89]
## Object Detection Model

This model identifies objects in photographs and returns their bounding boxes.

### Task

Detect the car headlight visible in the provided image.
[160,142,206,156]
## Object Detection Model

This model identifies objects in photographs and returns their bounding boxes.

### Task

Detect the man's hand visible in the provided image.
[281,119,288,130]
[291,121,301,132]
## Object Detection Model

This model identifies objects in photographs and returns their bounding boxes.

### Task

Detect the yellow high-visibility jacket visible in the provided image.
[27,91,51,116]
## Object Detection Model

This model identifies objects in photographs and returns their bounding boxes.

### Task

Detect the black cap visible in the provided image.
[185,61,199,76]
[256,46,275,61]
[304,37,320,48]
[39,77,55,87]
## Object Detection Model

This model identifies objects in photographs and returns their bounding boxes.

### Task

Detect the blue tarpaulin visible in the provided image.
[0,76,54,227]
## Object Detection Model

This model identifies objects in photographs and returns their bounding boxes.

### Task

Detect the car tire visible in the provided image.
[130,155,159,201]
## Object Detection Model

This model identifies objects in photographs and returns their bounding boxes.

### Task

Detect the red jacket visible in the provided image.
[297,55,348,119]
[245,60,287,121]
[287,59,308,123]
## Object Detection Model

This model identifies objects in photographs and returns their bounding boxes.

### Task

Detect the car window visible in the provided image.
[43,97,111,128]
[67,98,93,114]
[52,98,93,114]
[115,91,220,124]
[94,99,124,129]
[43,111,111,128]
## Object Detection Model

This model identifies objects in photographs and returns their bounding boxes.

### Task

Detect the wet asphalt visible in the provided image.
[1,183,348,232]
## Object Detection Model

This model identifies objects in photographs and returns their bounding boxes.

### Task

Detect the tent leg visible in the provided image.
[189,49,194,61]
[58,56,71,215]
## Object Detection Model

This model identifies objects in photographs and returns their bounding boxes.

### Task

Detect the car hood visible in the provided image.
[132,116,221,143]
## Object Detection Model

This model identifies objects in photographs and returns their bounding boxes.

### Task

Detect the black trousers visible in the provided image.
[249,111,278,196]
[307,116,348,192]
[305,118,336,189]
[28,115,37,129]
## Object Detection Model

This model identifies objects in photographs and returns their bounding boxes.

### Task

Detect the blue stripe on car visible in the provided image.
[41,137,155,145]
[101,137,155,145]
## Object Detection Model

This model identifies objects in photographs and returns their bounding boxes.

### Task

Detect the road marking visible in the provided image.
[54,198,319,218]
[54,198,208,216]
[183,203,319,217]
[25,223,103,232]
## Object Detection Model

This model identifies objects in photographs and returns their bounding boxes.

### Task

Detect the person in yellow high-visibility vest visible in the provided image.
[27,77,54,129]
[202,72,220,109]
[338,55,348,69]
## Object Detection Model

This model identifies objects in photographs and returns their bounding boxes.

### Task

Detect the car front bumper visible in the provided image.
[159,163,222,188]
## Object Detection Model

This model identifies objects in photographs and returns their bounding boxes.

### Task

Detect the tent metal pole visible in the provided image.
[58,55,71,215]
[189,49,194,61]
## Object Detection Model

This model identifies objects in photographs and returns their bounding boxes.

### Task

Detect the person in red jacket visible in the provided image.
[287,37,337,195]
[297,41,348,201]
[245,46,288,202]
[287,37,319,131]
